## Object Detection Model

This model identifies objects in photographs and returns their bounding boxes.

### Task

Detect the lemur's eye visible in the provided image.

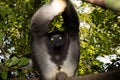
[59,36,62,40]
[50,37,54,41]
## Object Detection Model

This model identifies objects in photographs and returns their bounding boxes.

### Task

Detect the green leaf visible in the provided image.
[9,57,20,67]
[1,71,7,80]
[0,31,4,45]
[18,57,29,67]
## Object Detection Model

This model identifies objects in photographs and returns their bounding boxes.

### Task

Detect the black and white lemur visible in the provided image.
[30,0,80,80]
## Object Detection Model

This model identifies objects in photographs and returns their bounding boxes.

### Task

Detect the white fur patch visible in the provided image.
[31,0,67,24]
[51,0,67,15]
[61,40,79,77]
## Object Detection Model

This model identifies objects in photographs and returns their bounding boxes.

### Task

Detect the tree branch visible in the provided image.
[68,71,120,80]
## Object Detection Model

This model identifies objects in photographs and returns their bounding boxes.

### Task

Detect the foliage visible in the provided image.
[77,3,120,75]
[0,0,120,79]
[0,0,34,79]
